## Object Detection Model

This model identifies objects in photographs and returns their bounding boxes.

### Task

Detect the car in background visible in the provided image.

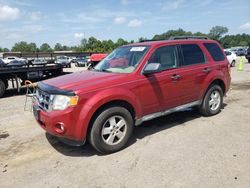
[246,47,250,63]
[224,50,237,67]
[7,60,27,67]
[75,57,89,67]
[3,56,27,64]
[0,59,5,67]
[55,56,71,68]
[33,58,47,65]
[89,53,107,67]
[235,48,246,56]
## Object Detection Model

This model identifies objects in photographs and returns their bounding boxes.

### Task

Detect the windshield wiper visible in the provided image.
[93,68,112,73]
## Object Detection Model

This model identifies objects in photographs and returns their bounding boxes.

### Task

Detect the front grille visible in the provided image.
[36,88,51,111]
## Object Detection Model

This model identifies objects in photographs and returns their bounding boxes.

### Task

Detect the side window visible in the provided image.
[204,43,225,61]
[148,45,178,71]
[180,44,205,66]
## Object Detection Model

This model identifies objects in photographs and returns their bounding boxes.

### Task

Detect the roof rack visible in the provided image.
[169,36,209,40]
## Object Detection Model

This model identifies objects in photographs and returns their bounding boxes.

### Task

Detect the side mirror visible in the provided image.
[143,63,161,75]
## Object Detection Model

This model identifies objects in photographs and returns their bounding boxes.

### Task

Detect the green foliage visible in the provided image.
[208,26,228,40]
[40,43,52,52]
[220,33,250,48]
[12,41,37,52]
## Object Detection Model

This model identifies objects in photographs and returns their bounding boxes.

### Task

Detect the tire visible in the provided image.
[89,106,134,154]
[198,85,223,116]
[0,79,6,98]
[231,60,236,67]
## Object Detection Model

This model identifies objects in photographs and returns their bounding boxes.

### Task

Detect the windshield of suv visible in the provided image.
[94,46,149,73]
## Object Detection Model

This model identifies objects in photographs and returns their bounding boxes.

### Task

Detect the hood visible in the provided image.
[43,70,127,94]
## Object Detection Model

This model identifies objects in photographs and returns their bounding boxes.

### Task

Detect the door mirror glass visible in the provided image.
[143,63,161,74]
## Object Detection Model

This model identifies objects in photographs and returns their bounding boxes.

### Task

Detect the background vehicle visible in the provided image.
[88,53,107,67]
[75,57,89,67]
[33,58,47,65]
[224,50,237,67]
[246,47,250,63]
[7,60,27,67]
[33,37,231,154]
[55,56,71,68]
[0,59,5,67]
[3,56,26,64]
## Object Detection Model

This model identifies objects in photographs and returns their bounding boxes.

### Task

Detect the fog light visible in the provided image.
[55,122,66,134]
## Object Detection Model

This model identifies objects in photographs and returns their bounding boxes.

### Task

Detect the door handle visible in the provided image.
[202,68,211,73]
[171,74,180,81]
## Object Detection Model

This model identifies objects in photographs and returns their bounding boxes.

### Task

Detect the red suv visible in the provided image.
[33,37,231,153]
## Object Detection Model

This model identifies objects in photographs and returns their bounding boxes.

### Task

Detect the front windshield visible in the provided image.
[94,46,149,73]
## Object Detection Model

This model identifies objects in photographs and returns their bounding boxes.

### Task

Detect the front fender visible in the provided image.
[75,88,142,139]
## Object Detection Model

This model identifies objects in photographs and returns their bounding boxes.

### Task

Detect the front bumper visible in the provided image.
[33,104,86,143]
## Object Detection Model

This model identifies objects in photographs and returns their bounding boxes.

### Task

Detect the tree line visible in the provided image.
[1,26,250,53]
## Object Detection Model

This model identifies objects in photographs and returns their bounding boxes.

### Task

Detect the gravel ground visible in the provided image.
[0,58,250,188]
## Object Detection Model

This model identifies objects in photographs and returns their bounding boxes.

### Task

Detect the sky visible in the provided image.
[0,0,250,48]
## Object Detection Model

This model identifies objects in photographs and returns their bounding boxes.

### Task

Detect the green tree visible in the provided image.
[209,26,228,40]
[40,43,52,52]
[29,43,37,52]
[54,43,63,51]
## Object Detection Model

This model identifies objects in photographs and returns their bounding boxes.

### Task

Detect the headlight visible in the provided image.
[50,95,79,111]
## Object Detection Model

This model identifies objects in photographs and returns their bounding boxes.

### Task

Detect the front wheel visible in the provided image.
[198,85,223,116]
[89,106,134,154]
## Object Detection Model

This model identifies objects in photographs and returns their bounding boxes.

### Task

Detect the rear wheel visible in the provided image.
[199,85,223,116]
[231,60,236,67]
[89,106,134,154]
[0,79,6,98]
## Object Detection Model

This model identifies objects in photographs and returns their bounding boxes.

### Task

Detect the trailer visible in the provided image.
[0,63,63,98]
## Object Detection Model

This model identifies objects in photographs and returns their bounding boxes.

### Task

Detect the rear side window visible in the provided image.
[204,43,225,61]
[180,44,205,66]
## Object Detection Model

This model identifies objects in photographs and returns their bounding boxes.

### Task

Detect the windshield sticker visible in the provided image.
[130,47,146,52]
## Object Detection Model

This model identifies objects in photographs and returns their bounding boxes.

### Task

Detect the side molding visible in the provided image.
[135,100,201,125]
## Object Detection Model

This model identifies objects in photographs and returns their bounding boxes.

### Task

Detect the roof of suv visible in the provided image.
[124,38,216,47]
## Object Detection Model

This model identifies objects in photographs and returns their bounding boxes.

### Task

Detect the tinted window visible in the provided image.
[180,44,205,66]
[148,45,178,71]
[204,43,225,61]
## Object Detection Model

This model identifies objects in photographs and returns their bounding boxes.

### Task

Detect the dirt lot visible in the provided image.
[1,59,250,188]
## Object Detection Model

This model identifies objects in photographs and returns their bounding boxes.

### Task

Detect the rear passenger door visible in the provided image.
[177,43,209,104]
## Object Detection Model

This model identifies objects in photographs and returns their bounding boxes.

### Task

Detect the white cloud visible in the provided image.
[29,11,42,21]
[239,22,250,29]
[0,5,20,21]
[121,0,129,5]
[74,33,84,39]
[23,25,44,33]
[114,16,126,24]
[162,0,184,11]
[128,19,142,27]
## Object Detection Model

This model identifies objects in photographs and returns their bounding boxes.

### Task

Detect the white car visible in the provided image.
[3,56,27,64]
[224,50,237,67]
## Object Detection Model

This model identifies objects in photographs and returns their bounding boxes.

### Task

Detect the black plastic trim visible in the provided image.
[37,82,75,96]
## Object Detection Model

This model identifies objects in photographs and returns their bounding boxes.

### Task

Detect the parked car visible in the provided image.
[0,59,5,67]
[3,56,26,64]
[33,37,231,154]
[88,53,107,67]
[235,48,246,56]
[75,57,89,67]
[33,58,47,65]
[55,56,71,68]
[246,47,250,63]
[224,50,237,67]
[7,60,27,67]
